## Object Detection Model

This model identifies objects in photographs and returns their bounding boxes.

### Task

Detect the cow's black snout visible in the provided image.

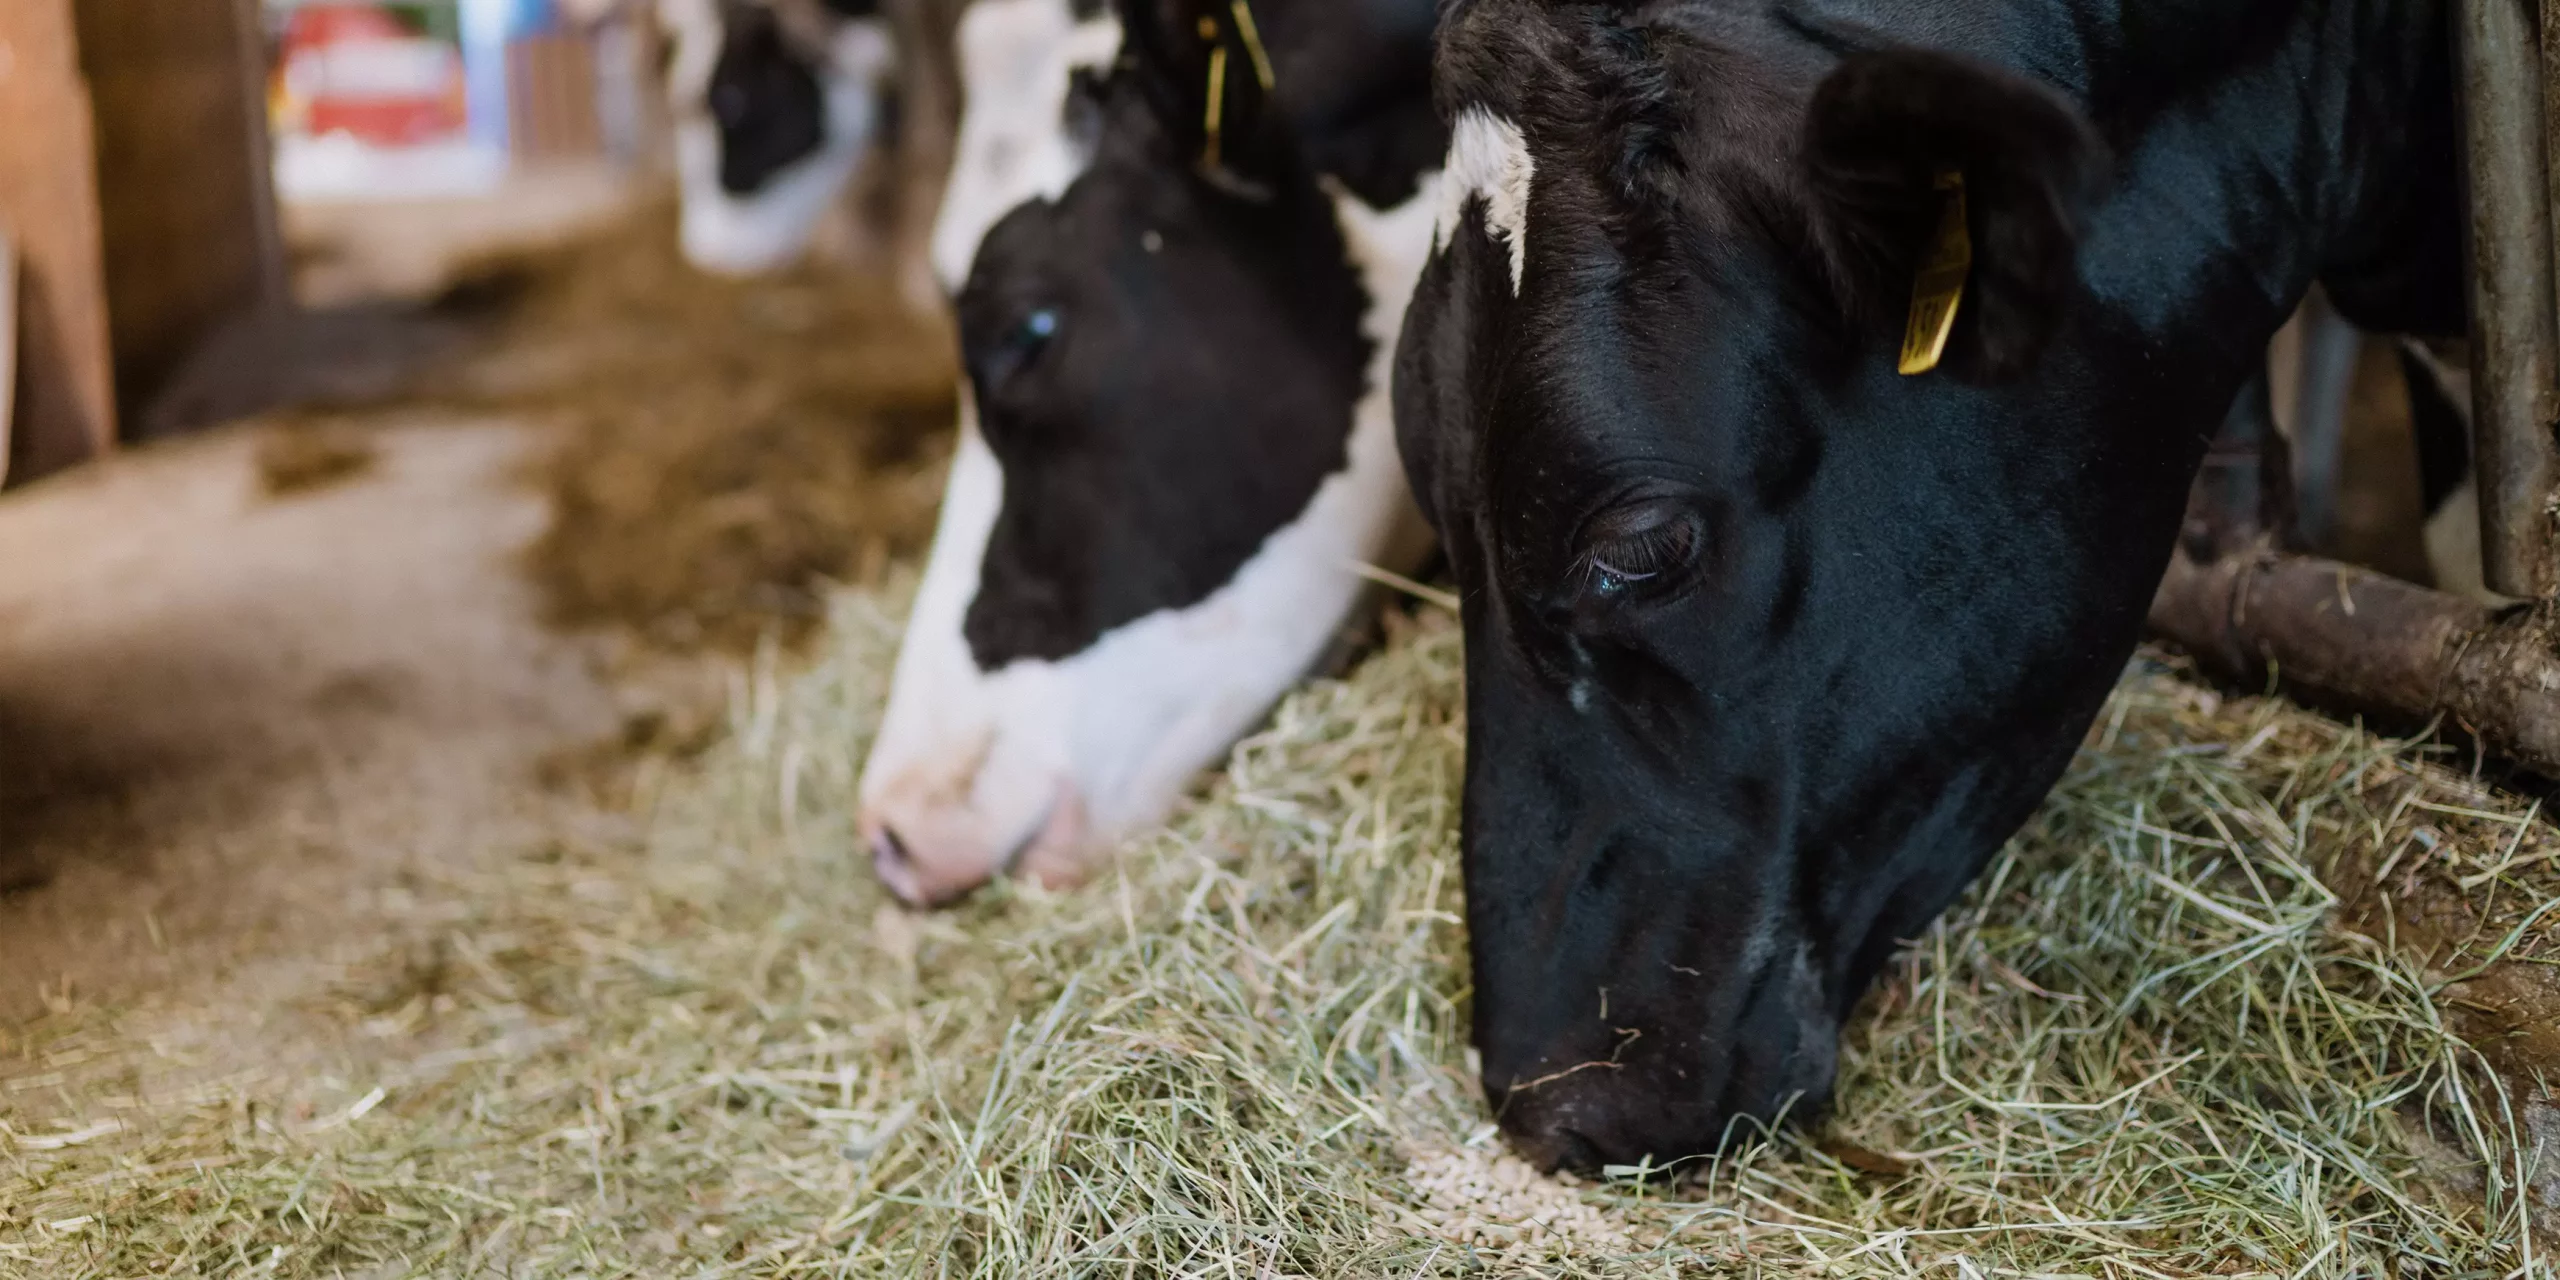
[1484,941,1842,1174]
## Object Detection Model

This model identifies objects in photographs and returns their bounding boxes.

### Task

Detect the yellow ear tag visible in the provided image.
[1898,169,1971,376]
[1201,38,1229,168]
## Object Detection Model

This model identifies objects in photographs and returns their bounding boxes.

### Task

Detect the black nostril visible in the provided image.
[872,825,913,869]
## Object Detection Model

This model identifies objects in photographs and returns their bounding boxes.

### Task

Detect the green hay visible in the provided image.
[1,591,2547,1277]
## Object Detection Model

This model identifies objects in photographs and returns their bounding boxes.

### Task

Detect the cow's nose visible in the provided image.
[1493,1063,1830,1174]
[868,823,929,906]
[859,779,1097,908]
[1488,967,1841,1172]
[861,813,997,909]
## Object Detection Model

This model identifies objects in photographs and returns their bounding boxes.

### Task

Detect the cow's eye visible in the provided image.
[1575,499,1702,599]
[975,307,1060,387]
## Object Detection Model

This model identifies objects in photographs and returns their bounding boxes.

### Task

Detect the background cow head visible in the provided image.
[1394,0,2450,1171]
[858,0,1442,906]
[660,0,894,274]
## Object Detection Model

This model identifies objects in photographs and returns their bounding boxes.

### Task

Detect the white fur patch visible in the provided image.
[858,180,1442,889]
[1435,108,1535,293]
[929,0,1123,291]
[659,0,892,275]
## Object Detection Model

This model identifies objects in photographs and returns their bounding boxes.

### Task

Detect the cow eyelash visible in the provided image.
[1574,505,1701,598]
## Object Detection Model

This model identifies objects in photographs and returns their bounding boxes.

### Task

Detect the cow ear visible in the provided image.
[1802,49,2108,383]
[1115,0,1287,198]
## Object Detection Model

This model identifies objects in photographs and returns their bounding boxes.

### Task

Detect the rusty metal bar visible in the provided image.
[2151,546,2560,777]
[2458,0,2560,598]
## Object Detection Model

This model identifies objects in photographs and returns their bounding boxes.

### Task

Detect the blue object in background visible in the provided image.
[457,0,559,153]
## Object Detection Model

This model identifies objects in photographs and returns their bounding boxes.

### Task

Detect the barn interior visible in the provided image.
[2,1,2559,1275]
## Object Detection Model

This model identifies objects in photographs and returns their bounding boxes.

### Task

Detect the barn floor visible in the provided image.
[5,200,2560,1274]
[0,417,629,1075]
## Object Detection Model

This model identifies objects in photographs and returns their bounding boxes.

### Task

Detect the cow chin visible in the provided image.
[674,118,865,275]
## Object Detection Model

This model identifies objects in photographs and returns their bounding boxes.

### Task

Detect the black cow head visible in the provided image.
[1391,0,2368,1171]
[859,0,1442,906]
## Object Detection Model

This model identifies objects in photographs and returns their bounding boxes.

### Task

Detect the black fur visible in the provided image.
[1395,0,2463,1173]
[954,0,1442,667]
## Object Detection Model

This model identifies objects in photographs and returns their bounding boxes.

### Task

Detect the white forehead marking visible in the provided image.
[1436,107,1534,293]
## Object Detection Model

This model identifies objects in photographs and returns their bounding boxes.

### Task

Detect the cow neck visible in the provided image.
[1255,0,1446,210]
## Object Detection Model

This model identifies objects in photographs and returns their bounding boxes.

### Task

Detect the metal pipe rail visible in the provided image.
[2461,0,2560,599]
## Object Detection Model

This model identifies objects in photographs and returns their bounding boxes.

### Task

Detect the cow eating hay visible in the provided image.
[0,585,2551,1273]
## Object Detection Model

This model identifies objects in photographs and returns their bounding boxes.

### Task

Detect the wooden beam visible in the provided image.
[0,0,116,483]
[2152,544,2560,778]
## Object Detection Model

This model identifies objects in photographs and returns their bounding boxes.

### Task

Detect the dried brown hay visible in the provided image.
[275,199,959,652]
[451,207,958,652]
[2,589,2553,1277]
[253,420,380,498]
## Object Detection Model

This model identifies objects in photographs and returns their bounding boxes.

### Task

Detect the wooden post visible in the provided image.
[0,0,116,483]
[74,0,287,428]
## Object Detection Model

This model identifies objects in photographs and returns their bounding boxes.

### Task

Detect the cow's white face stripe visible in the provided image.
[862,400,1072,873]
[1436,107,1534,293]
[930,0,1122,291]
[859,178,1443,889]
[659,0,893,275]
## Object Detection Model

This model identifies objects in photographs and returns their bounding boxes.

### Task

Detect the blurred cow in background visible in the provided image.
[652,0,962,307]
[657,0,896,274]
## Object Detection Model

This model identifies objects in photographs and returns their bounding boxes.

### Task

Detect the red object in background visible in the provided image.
[277,4,467,146]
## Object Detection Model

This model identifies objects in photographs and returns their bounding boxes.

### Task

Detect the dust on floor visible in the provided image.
[156,182,963,655]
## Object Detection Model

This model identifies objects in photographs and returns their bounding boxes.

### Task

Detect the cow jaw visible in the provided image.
[929,0,1122,291]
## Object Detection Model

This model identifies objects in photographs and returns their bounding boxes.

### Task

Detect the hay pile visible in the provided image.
[458,211,958,652]
[270,202,960,652]
[3,589,2553,1276]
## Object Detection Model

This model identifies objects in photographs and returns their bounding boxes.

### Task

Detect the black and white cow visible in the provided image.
[659,0,896,273]
[858,0,1444,905]
[1395,0,2463,1170]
